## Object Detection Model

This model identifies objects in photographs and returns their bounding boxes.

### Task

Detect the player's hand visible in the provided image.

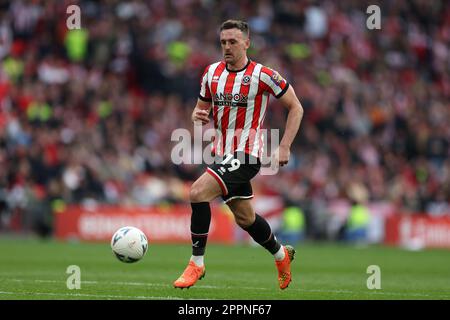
[192,109,210,125]
[271,145,290,168]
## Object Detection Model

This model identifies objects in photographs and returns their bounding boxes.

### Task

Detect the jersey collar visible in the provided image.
[225,58,251,73]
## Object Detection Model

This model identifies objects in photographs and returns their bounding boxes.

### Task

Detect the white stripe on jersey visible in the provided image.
[215,68,229,155]
[223,72,243,155]
[251,93,268,157]
[200,72,208,98]
[207,61,222,96]
[237,63,263,153]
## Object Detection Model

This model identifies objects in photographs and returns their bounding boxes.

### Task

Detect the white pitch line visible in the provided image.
[292,288,450,298]
[0,291,183,300]
[5,278,450,298]
[7,279,268,291]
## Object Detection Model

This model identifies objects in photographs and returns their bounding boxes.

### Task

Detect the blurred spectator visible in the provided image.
[276,204,306,245]
[342,200,371,243]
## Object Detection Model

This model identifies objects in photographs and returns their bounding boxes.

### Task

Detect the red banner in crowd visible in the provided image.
[385,214,450,249]
[55,205,235,243]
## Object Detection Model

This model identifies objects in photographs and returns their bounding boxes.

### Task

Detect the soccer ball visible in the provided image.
[111,226,148,263]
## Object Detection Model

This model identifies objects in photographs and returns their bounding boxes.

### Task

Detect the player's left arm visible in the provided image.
[275,85,304,166]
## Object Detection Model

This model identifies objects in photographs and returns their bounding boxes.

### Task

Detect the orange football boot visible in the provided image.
[173,261,206,289]
[275,245,296,289]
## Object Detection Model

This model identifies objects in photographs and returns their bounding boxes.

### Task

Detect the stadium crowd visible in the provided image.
[0,0,449,235]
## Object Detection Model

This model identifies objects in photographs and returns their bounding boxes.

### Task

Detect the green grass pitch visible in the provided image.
[0,238,449,300]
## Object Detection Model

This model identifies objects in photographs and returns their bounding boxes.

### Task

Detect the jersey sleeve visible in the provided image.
[259,67,289,99]
[198,65,212,102]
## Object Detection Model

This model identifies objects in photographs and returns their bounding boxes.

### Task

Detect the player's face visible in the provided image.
[220,29,250,65]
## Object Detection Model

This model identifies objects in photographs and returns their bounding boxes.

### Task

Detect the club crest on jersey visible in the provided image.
[241,75,251,85]
[212,75,220,82]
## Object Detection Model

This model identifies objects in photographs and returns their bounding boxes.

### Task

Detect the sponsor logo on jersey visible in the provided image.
[213,93,248,107]
[212,75,220,82]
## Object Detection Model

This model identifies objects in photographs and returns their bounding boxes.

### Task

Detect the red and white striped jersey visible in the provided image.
[198,59,289,158]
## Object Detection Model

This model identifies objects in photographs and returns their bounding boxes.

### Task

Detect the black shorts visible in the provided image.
[206,152,261,203]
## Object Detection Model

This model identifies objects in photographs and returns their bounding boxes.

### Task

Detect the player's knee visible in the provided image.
[190,184,206,203]
[235,214,254,229]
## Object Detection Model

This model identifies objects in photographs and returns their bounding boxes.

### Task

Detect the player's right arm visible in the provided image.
[191,99,211,125]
